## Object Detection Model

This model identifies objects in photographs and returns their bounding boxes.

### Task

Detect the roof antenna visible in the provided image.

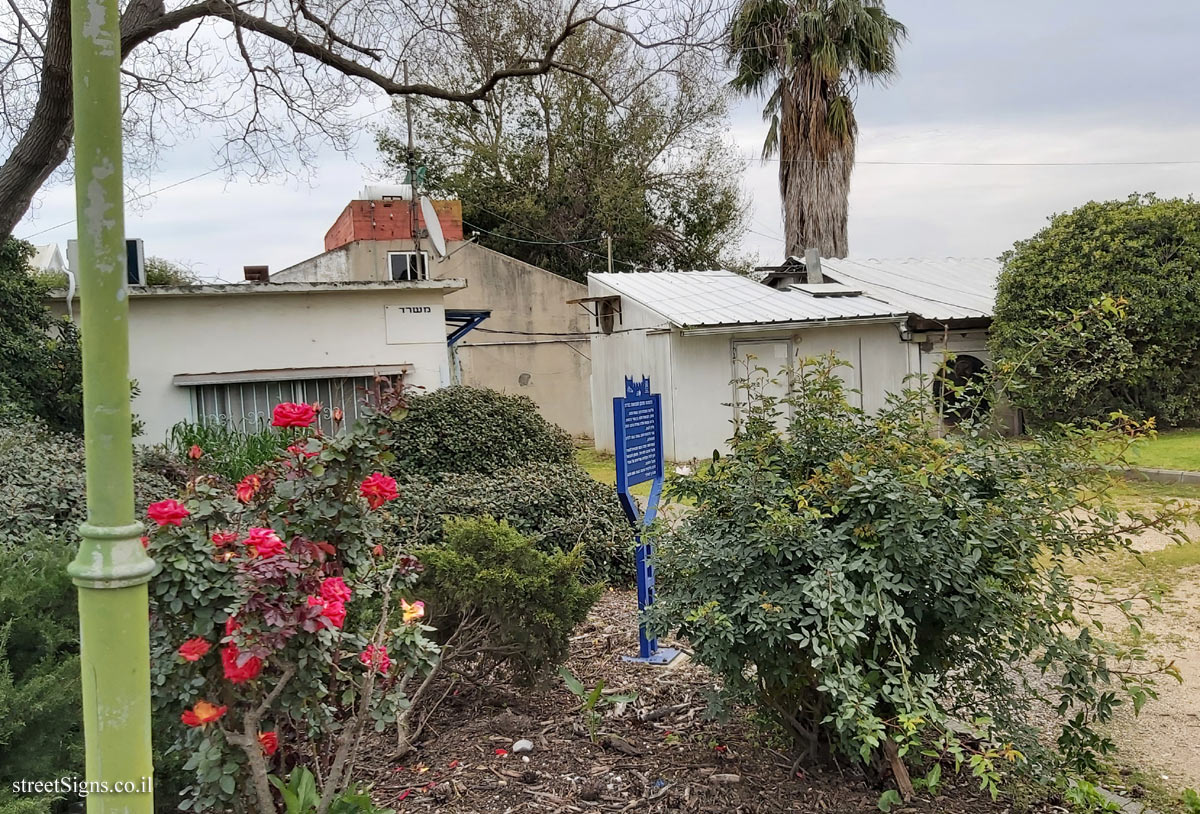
[403,61,423,269]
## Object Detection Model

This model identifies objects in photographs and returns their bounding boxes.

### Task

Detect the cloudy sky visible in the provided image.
[15,0,1200,280]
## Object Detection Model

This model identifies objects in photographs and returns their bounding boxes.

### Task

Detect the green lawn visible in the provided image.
[1128,429,1200,471]
[575,447,651,498]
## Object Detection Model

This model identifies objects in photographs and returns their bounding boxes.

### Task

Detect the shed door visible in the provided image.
[732,340,792,429]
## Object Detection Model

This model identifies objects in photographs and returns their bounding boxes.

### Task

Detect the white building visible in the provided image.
[271,193,594,437]
[49,279,465,443]
[584,258,1002,462]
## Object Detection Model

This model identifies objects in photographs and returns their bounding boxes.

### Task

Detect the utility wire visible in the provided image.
[748,156,1200,167]
[18,104,395,241]
[462,220,606,246]
[19,168,224,239]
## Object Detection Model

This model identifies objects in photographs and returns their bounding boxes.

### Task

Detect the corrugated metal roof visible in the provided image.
[816,257,1000,322]
[589,270,905,329]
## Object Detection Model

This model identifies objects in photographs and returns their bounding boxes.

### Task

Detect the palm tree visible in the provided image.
[730,0,906,258]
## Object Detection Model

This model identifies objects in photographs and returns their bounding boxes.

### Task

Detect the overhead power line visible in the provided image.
[18,104,394,242]
[747,156,1200,167]
[19,168,224,239]
[462,220,606,246]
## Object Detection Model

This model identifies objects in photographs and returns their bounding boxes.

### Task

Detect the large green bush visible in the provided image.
[648,358,1189,793]
[0,239,83,434]
[991,193,1200,426]
[417,516,601,685]
[384,386,574,477]
[391,463,635,583]
[0,532,82,814]
[0,415,173,547]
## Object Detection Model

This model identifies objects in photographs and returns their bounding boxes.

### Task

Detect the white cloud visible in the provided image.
[731,116,1200,262]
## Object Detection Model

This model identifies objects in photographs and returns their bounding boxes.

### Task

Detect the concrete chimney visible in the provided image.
[804,248,823,284]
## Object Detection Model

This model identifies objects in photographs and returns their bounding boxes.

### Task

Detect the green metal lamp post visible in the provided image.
[66,0,158,806]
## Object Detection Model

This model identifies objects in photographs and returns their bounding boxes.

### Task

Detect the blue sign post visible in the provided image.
[613,376,680,664]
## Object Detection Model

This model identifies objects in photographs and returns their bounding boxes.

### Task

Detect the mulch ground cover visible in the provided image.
[357,591,1065,813]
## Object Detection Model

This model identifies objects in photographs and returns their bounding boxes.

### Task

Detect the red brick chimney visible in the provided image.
[324,199,464,252]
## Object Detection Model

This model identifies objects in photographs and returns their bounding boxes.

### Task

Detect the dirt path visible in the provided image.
[1094,520,1200,792]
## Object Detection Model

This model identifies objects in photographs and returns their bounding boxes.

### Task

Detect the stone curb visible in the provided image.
[1117,466,1200,485]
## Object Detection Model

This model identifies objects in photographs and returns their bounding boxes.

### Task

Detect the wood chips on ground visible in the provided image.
[355,591,1067,813]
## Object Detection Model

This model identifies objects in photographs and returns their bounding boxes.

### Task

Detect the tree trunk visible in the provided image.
[0,0,210,240]
[0,0,74,240]
[778,74,854,260]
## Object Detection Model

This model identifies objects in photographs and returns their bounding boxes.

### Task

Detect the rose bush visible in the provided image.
[148,401,438,813]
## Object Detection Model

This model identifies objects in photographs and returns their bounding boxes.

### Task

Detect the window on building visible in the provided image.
[388,251,429,282]
[597,297,620,335]
[190,373,403,435]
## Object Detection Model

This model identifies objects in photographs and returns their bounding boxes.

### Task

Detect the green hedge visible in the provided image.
[392,464,634,584]
[0,414,173,548]
[385,386,575,477]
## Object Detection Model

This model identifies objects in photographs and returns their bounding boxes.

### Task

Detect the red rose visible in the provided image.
[359,644,391,674]
[187,444,204,460]
[245,527,285,558]
[147,499,190,527]
[140,536,150,549]
[181,700,226,727]
[319,577,352,604]
[211,531,238,547]
[332,407,344,423]
[235,474,261,503]
[221,644,263,684]
[258,731,279,756]
[359,473,398,510]
[178,637,211,662]
[225,615,240,637]
[272,402,317,428]
[286,442,319,459]
[372,544,384,558]
[322,600,347,630]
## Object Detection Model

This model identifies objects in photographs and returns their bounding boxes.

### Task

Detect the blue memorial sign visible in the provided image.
[613,376,679,664]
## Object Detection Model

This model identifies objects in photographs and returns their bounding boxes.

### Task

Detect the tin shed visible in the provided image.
[584,270,914,462]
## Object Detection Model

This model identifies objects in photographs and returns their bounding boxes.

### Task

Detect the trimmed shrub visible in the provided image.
[391,464,635,584]
[384,386,574,477]
[0,532,83,813]
[991,193,1200,426]
[417,516,601,685]
[0,415,174,548]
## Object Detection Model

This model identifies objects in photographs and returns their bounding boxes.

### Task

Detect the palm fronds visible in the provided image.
[728,0,906,257]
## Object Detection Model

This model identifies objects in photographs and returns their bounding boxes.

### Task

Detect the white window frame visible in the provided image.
[387,250,429,282]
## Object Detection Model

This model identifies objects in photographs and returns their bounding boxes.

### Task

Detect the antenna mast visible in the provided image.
[404,61,422,271]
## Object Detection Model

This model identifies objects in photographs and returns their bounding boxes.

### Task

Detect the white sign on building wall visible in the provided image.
[385,304,443,345]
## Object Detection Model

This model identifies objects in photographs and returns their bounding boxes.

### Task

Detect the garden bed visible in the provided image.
[356,591,1060,813]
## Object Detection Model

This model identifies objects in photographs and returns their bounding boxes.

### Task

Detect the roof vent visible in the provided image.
[792,283,864,297]
[243,265,270,282]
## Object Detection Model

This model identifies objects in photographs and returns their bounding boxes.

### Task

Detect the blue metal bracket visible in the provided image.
[445,309,492,346]
[613,376,680,665]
